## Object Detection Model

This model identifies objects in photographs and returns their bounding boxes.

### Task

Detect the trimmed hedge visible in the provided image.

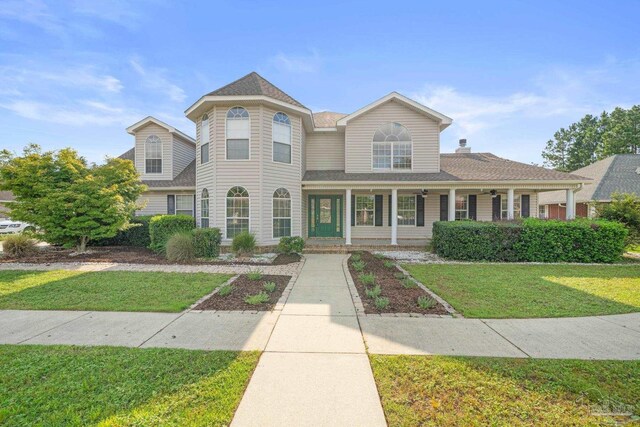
[193,228,222,258]
[432,218,627,263]
[278,236,305,254]
[149,215,195,253]
[92,215,153,247]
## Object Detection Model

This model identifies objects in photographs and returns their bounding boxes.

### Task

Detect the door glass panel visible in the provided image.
[320,199,332,223]
[336,198,341,233]
[310,198,316,231]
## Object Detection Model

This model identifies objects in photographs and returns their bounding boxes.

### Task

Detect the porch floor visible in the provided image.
[304,238,428,253]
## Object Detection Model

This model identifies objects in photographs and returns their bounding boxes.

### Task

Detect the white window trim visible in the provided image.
[455,194,469,221]
[538,204,548,219]
[370,123,413,172]
[175,194,194,217]
[201,114,210,145]
[272,112,292,165]
[355,194,375,227]
[272,187,292,238]
[201,189,209,226]
[144,134,163,175]
[225,106,251,161]
[397,195,417,227]
[225,186,250,240]
[501,194,522,219]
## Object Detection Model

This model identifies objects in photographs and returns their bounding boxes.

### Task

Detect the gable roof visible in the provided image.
[119,147,135,162]
[336,92,453,130]
[126,116,195,144]
[118,148,195,189]
[313,111,347,128]
[206,72,306,109]
[539,154,640,204]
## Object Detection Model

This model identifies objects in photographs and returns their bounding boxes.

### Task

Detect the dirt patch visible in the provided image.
[347,251,449,315]
[0,246,301,266]
[194,274,291,311]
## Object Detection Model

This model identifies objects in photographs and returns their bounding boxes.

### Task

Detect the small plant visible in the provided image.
[165,233,195,262]
[218,284,233,297]
[244,292,270,305]
[263,281,277,293]
[365,285,382,299]
[246,269,263,281]
[394,272,406,280]
[401,277,418,289]
[192,228,222,258]
[374,253,386,260]
[374,296,390,310]
[350,253,362,262]
[352,260,366,272]
[359,273,376,286]
[383,260,395,268]
[2,234,37,258]
[278,236,305,254]
[417,295,437,309]
[231,231,256,256]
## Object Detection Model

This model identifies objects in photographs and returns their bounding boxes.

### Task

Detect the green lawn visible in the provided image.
[403,263,640,318]
[0,270,232,312]
[370,355,640,427]
[0,345,259,426]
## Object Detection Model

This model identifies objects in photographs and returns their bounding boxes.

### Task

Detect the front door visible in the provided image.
[308,195,343,237]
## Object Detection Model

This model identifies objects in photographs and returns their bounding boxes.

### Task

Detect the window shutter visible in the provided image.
[351,195,356,226]
[492,195,501,221]
[167,195,175,215]
[468,195,477,220]
[439,195,448,221]
[521,195,530,218]
[375,195,383,227]
[388,195,392,226]
[416,195,425,226]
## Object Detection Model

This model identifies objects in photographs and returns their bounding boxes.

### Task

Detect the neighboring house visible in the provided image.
[538,154,640,219]
[122,72,589,246]
[0,191,14,219]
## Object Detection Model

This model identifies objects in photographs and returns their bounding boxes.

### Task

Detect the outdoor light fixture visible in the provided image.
[421,189,428,197]
[490,190,497,198]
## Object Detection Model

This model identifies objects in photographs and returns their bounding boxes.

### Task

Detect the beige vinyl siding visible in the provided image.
[136,190,195,216]
[301,128,307,175]
[172,135,195,178]
[196,108,215,227]
[305,131,345,170]
[135,123,173,180]
[345,99,440,173]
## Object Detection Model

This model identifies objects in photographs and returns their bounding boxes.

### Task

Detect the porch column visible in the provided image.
[345,189,352,245]
[566,189,575,220]
[448,189,456,221]
[391,189,398,245]
[507,188,515,220]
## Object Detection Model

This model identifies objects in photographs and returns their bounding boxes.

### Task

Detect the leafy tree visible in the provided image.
[600,106,640,157]
[0,144,146,252]
[596,193,640,246]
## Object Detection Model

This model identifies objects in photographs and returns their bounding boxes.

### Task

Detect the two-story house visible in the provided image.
[124,72,588,247]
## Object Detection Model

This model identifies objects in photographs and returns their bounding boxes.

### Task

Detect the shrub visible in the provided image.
[165,233,195,262]
[365,285,382,299]
[383,260,395,269]
[417,295,436,309]
[359,273,376,286]
[193,228,221,258]
[374,253,386,260]
[92,215,153,247]
[401,277,418,289]
[263,281,277,293]
[218,284,233,297]
[374,296,390,310]
[352,260,366,272]
[149,215,195,253]
[278,236,305,254]
[350,253,362,262]
[246,269,263,281]
[2,234,37,258]
[394,272,406,280]
[244,292,270,305]
[232,231,256,256]
[596,193,640,246]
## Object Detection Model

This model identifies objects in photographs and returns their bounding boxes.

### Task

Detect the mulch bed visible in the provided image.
[0,246,301,266]
[194,274,291,311]
[347,251,449,315]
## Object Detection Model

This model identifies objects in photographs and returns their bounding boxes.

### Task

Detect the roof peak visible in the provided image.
[206,72,306,109]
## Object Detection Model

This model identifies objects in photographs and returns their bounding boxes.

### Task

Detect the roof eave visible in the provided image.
[126,116,195,144]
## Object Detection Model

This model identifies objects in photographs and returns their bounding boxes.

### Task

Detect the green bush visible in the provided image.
[352,260,366,272]
[359,273,376,286]
[218,284,233,297]
[244,292,270,305]
[596,193,640,246]
[165,233,195,262]
[432,218,627,263]
[92,215,153,247]
[417,295,436,309]
[365,285,382,299]
[263,281,277,293]
[192,228,221,258]
[374,296,390,309]
[277,236,305,254]
[2,234,37,258]
[149,215,195,253]
[231,231,256,256]
[246,269,263,281]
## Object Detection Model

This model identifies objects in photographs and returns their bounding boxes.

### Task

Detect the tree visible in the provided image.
[596,193,640,246]
[600,106,640,157]
[0,145,146,252]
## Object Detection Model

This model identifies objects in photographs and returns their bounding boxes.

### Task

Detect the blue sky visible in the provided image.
[1,0,639,165]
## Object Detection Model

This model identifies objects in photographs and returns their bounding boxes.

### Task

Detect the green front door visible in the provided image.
[308,195,343,237]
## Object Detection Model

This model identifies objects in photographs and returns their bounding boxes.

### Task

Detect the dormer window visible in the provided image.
[145,135,162,174]
[226,107,250,160]
[273,112,291,164]
[372,122,412,170]
[201,114,210,164]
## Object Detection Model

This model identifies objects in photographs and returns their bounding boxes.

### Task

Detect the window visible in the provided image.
[201,114,209,164]
[372,122,412,170]
[176,195,193,216]
[356,195,375,226]
[273,112,291,164]
[538,204,547,219]
[455,195,468,220]
[397,195,416,226]
[273,188,291,238]
[145,135,162,173]
[226,107,250,160]
[226,186,249,238]
[501,195,521,219]
[201,189,209,227]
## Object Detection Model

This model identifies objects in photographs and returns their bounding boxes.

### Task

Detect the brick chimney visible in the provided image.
[455,138,471,153]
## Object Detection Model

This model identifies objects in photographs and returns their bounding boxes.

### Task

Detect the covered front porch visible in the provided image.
[304,237,429,252]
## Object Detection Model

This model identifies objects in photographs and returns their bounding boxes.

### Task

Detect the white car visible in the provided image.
[0,220,35,234]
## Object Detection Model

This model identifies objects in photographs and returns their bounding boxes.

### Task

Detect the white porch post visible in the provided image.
[448,189,456,221]
[566,189,575,220]
[507,188,515,220]
[345,189,352,245]
[391,189,398,245]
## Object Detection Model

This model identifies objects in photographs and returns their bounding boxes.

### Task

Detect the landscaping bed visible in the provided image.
[347,251,449,315]
[194,274,291,311]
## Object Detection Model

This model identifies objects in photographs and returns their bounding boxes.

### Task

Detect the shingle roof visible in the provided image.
[313,111,347,128]
[119,148,135,161]
[539,154,640,204]
[207,72,306,109]
[303,153,588,183]
[118,148,195,188]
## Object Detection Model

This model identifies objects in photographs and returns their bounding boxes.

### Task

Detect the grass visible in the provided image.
[0,345,259,426]
[370,355,640,426]
[403,263,640,318]
[0,270,232,312]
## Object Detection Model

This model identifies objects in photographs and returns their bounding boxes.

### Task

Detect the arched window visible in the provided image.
[226,186,249,238]
[201,188,209,228]
[372,123,412,170]
[273,188,291,238]
[273,112,291,164]
[201,114,210,164]
[226,107,250,160]
[145,135,162,173]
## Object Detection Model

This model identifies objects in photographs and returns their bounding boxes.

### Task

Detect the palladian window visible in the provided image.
[273,112,291,164]
[226,186,249,238]
[372,122,412,170]
[145,135,162,173]
[272,188,291,238]
[226,107,250,160]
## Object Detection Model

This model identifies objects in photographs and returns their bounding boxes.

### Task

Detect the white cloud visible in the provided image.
[130,57,186,103]
[270,50,322,73]
[0,0,63,35]
[0,99,137,126]
[0,65,123,94]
